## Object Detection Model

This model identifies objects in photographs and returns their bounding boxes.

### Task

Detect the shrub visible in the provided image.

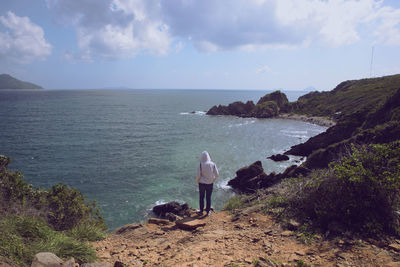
[0,156,107,265]
[0,156,106,232]
[285,141,400,236]
[46,183,105,231]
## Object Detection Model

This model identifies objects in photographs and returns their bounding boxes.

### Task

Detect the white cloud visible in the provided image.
[47,0,172,59]
[46,0,400,59]
[256,65,272,74]
[0,11,52,63]
[373,5,400,46]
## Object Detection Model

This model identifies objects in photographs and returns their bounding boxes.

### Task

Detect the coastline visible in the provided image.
[277,113,336,127]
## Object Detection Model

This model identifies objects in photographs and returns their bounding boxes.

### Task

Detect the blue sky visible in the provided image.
[1,0,400,90]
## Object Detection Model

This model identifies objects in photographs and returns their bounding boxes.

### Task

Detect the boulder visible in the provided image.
[152,201,191,219]
[113,223,142,235]
[267,154,289,161]
[175,217,206,230]
[228,161,281,192]
[31,252,63,267]
[148,218,171,225]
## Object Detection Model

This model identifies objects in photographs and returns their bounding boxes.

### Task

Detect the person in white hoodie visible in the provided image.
[196,151,219,216]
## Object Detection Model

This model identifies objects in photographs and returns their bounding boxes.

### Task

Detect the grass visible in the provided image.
[0,215,97,266]
[68,221,107,242]
[223,195,250,212]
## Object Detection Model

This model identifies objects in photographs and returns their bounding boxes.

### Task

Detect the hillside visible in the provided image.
[0,74,43,89]
[290,74,400,119]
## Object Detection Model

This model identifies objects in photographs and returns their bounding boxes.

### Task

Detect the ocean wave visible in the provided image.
[216,178,233,190]
[228,120,256,128]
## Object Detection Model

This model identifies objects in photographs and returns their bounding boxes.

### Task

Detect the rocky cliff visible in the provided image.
[224,74,400,192]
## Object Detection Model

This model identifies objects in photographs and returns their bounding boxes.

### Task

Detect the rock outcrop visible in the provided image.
[227,161,282,192]
[207,101,255,116]
[152,201,191,221]
[267,154,289,162]
[228,161,312,193]
[206,90,288,118]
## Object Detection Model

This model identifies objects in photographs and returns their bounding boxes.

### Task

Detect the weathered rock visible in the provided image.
[228,161,281,192]
[388,243,400,252]
[113,223,142,234]
[206,91,289,118]
[287,219,300,231]
[206,101,255,116]
[63,258,75,267]
[81,264,111,267]
[165,212,179,222]
[31,252,63,267]
[267,154,289,162]
[255,257,279,267]
[148,218,171,225]
[152,201,191,218]
[175,217,206,230]
[281,230,294,237]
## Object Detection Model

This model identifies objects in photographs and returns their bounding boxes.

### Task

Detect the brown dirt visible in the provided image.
[92,210,400,267]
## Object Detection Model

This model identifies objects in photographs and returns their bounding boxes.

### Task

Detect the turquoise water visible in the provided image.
[0,89,326,229]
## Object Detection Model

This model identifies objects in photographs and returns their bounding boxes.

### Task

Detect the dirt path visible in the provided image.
[93,210,400,267]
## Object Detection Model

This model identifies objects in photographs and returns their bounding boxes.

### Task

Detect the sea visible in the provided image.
[0,89,326,230]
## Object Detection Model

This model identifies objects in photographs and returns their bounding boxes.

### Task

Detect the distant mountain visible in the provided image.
[0,74,43,89]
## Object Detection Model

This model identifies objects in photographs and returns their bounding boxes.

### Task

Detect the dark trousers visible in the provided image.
[199,183,213,212]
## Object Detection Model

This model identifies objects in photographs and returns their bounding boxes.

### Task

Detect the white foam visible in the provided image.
[284,134,309,139]
[216,178,233,190]
[228,120,256,128]
[179,111,206,115]
[154,199,167,206]
[280,130,308,134]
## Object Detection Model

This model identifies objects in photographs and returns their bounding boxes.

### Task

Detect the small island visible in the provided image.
[0,74,43,90]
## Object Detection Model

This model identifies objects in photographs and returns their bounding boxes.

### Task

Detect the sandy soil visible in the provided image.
[93,209,400,267]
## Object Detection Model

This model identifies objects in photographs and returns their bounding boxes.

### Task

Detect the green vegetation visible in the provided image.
[0,155,107,266]
[223,195,250,212]
[225,141,400,238]
[0,216,96,266]
[290,74,400,119]
[252,101,279,118]
[0,74,42,89]
[280,141,400,237]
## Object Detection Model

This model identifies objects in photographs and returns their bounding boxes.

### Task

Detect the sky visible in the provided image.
[0,0,400,91]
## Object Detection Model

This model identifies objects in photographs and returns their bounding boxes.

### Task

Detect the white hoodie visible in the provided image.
[196,151,219,184]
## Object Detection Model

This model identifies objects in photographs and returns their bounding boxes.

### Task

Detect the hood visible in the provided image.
[200,151,211,163]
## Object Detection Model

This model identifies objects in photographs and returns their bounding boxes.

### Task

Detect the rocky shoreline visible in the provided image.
[276,113,336,127]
